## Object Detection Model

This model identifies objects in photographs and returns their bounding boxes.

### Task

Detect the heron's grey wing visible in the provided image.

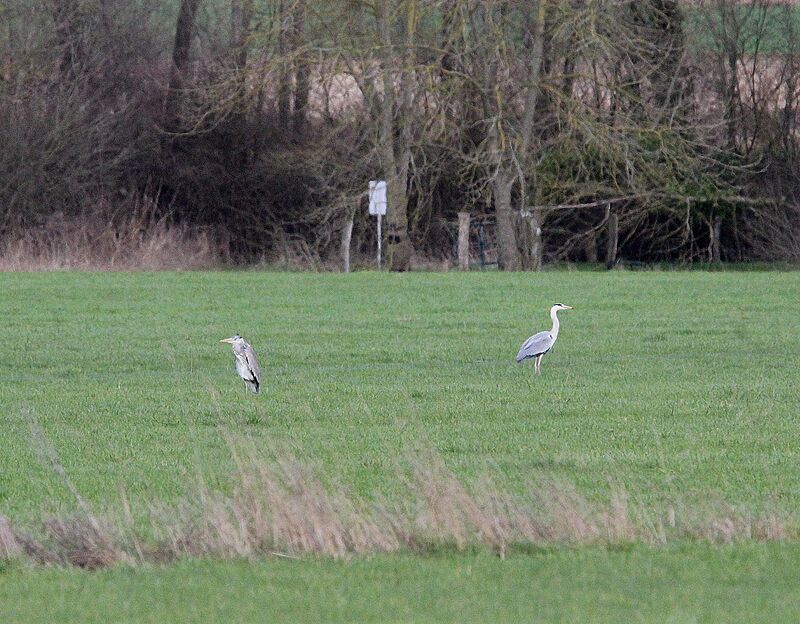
[233,352,251,379]
[516,331,555,362]
[244,344,261,384]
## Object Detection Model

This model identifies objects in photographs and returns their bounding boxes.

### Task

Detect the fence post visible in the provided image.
[457,211,470,271]
[605,203,618,269]
[342,198,357,273]
[530,208,543,271]
[478,223,487,268]
[341,217,353,273]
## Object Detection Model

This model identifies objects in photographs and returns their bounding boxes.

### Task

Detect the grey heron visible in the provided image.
[516,303,574,374]
[220,334,261,394]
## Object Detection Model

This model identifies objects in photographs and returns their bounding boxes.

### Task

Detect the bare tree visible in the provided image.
[3,0,799,266]
[292,0,309,133]
[376,0,417,270]
[164,0,202,134]
[231,0,253,69]
[463,1,548,270]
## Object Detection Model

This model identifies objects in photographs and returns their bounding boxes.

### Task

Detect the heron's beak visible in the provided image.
[566,305,574,310]
[220,338,234,344]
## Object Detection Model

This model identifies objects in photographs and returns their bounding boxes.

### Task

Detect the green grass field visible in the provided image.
[4,545,800,623]
[1,270,800,621]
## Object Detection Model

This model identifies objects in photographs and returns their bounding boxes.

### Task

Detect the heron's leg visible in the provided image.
[535,355,542,375]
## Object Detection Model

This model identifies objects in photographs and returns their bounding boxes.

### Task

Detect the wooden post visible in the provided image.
[341,218,353,273]
[529,209,543,271]
[710,216,722,263]
[605,203,618,269]
[457,211,470,271]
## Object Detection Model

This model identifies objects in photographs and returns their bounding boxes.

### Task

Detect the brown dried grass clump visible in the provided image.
[2,434,796,571]
[40,516,131,570]
[0,514,22,560]
[150,444,407,560]
[669,498,797,545]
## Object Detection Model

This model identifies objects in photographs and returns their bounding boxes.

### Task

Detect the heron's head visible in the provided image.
[220,334,243,345]
[551,303,574,312]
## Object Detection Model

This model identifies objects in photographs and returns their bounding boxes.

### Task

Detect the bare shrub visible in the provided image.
[745,203,800,263]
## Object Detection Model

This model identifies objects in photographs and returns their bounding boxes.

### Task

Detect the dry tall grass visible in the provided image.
[0,200,221,271]
[1,431,795,570]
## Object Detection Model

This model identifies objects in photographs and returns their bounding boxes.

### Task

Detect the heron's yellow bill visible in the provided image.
[220,338,235,343]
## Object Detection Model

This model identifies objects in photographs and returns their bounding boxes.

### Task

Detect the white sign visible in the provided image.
[368,180,387,216]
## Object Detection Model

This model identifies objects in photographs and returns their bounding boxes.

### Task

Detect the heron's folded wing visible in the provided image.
[244,344,261,382]
[516,331,554,362]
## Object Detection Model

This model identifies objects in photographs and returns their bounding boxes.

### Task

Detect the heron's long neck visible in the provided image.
[550,308,560,339]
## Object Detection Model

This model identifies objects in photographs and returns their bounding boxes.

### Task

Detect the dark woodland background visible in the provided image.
[2,0,800,269]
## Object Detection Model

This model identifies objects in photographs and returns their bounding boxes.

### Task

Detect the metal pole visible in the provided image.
[377,213,382,270]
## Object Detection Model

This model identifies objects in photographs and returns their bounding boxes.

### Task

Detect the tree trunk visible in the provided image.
[481,1,546,272]
[493,175,520,271]
[231,0,253,68]
[292,0,309,133]
[725,47,738,151]
[165,0,201,133]
[717,5,739,152]
[377,0,416,272]
[231,1,242,58]
[229,0,253,165]
[385,175,413,271]
[277,0,291,123]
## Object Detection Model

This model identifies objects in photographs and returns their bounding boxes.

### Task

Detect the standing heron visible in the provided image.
[516,303,574,374]
[220,334,261,394]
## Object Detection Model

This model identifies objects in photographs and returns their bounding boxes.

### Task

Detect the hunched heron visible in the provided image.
[516,304,574,374]
[220,334,261,394]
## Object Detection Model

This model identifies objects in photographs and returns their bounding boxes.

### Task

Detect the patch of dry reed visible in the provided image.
[0,197,221,271]
[1,433,795,571]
